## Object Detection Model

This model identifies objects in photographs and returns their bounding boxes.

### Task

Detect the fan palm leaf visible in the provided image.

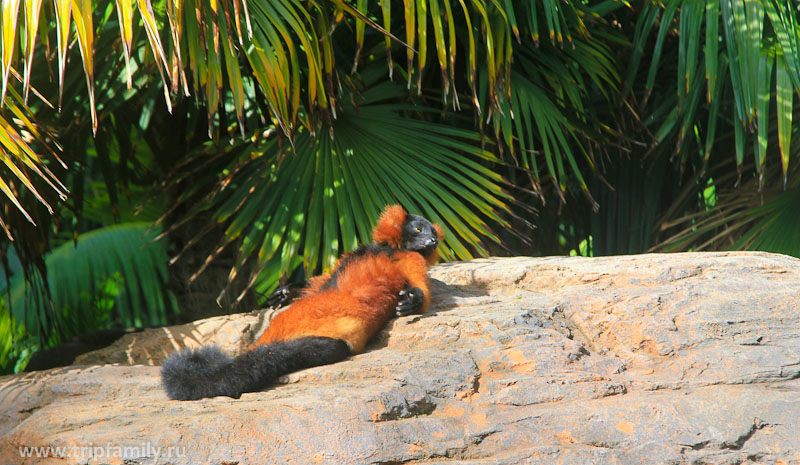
[4,222,177,342]
[164,68,513,305]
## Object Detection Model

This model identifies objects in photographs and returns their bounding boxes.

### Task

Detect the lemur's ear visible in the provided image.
[372,204,407,247]
[433,223,444,239]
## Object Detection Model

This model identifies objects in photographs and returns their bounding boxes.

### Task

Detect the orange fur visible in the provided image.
[301,273,331,297]
[433,223,444,240]
[372,204,407,247]
[254,205,441,353]
[421,223,444,266]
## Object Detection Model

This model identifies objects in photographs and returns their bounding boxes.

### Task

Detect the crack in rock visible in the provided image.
[720,419,768,451]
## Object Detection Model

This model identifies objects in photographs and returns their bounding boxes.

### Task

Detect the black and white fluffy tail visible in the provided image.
[161,337,350,400]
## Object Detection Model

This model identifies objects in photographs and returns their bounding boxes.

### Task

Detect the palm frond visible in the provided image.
[2,0,334,138]
[652,106,800,257]
[627,0,800,178]
[484,15,618,202]
[0,88,66,240]
[167,69,513,305]
[5,222,177,342]
[0,297,33,373]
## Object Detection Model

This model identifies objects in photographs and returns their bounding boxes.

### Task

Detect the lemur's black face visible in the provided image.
[402,214,439,254]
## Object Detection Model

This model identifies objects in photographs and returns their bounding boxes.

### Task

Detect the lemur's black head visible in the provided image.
[402,214,439,255]
[373,204,443,264]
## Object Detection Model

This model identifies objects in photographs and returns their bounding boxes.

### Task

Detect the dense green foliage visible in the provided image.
[2,0,800,372]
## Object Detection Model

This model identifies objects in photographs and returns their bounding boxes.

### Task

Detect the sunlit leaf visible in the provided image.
[137,0,173,113]
[54,0,71,110]
[704,0,719,101]
[22,0,43,103]
[0,0,22,105]
[776,59,793,186]
[754,52,772,185]
[70,0,96,132]
[114,0,134,89]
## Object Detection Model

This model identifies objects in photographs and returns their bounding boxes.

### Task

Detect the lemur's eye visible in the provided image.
[415,227,422,233]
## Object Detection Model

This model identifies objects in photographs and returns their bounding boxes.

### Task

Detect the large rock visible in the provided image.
[2,252,800,464]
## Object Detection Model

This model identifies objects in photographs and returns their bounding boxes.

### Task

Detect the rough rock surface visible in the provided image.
[2,252,800,465]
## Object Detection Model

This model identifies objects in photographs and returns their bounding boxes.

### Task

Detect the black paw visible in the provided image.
[265,281,306,308]
[396,287,424,317]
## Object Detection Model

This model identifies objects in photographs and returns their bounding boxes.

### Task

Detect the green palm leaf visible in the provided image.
[629,0,800,175]
[167,68,512,305]
[487,29,617,201]
[0,297,32,373]
[653,131,800,257]
[5,222,177,342]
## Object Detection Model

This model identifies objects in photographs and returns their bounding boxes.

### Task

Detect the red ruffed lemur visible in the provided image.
[161,204,443,400]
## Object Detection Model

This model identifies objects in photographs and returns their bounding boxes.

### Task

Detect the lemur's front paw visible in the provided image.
[396,287,424,316]
[265,282,306,309]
